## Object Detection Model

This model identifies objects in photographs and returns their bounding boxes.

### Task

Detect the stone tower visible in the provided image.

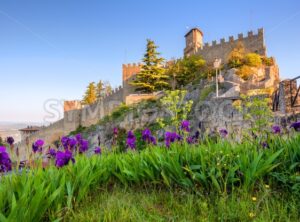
[122,63,142,100]
[184,28,203,57]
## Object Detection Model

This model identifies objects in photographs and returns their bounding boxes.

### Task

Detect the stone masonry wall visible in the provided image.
[194,28,266,65]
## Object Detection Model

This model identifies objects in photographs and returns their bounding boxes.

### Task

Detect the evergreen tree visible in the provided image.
[96,80,105,99]
[82,82,97,105]
[131,39,169,93]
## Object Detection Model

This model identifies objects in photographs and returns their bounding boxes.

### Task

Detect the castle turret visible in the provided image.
[184,28,203,57]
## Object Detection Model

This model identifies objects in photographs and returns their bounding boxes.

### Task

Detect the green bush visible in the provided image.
[237,65,253,80]
[69,125,87,136]
[262,57,274,66]
[228,41,245,68]
[199,85,215,101]
[244,53,262,67]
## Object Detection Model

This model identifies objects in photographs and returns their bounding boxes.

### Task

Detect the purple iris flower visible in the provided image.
[32,139,44,153]
[142,128,157,145]
[94,147,101,154]
[6,137,14,146]
[290,122,300,132]
[34,139,44,148]
[126,131,136,150]
[0,146,12,172]
[186,130,200,144]
[79,139,89,153]
[55,149,75,168]
[165,132,181,148]
[75,133,82,142]
[32,143,39,153]
[48,148,56,158]
[187,136,194,144]
[181,120,190,132]
[68,137,77,149]
[113,127,118,135]
[261,141,269,149]
[272,125,281,134]
[219,129,228,138]
[61,136,69,149]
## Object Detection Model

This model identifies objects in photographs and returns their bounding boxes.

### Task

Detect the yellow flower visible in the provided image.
[265,184,270,189]
[252,197,257,201]
[249,212,256,218]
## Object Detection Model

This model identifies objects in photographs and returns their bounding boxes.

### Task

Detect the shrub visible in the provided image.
[236,65,253,80]
[262,57,274,66]
[199,85,215,101]
[244,53,262,67]
[69,125,86,136]
[110,103,130,121]
[228,42,245,68]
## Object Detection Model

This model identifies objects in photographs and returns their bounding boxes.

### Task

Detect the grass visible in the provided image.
[67,185,299,222]
[1,136,300,221]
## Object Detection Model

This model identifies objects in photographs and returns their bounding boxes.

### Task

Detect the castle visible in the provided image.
[17,27,299,160]
[122,27,266,98]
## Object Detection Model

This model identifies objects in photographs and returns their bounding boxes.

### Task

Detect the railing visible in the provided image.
[272,89,280,112]
[290,76,300,108]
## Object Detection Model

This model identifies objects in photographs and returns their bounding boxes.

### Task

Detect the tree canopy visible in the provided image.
[131,39,169,93]
[166,55,206,88]
[82,82,97,105]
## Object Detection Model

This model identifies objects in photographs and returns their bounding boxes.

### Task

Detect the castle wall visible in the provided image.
[193,28,266,65]
[122,63,141,100]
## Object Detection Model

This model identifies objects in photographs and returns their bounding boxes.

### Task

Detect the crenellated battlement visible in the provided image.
[200,28,264,51]
[188,28,266,64]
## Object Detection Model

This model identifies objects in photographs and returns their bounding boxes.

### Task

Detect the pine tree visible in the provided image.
[131,39,169,93]
[82,82,97,105]
[96,80,105,99]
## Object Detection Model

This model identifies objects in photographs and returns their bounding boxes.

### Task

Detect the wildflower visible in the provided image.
[48,148,56,158]
[126,131,136,150]
[55,149,75,168]
[272,125,281,134]
[219,129,228,138]
[187,136,193,144]
[142,128,156,145]
[61,136,78,150]
[34,139,44,148]
[32,143,39,153]
[0,146,12,172]
[61,136,69,149]
[165,132,181,148]
[265,184,270,189]
[75,133,82,141]
[6,137,14,146]
[249,212,255,218]
[290,121,300,131]
[252,197,257,201]
[261,141,269,149]
[181,120,190,132]
[187,130,200,144]
[32,139,44,153]
[68,137,77,149]
[94,147,101,154]
[113,127,118,135]
[79,139,89,153]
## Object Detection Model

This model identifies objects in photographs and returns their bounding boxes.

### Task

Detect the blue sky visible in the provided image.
[0,0,299,123]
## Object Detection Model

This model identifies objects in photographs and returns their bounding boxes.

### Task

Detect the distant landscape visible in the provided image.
[0,122,42,143]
